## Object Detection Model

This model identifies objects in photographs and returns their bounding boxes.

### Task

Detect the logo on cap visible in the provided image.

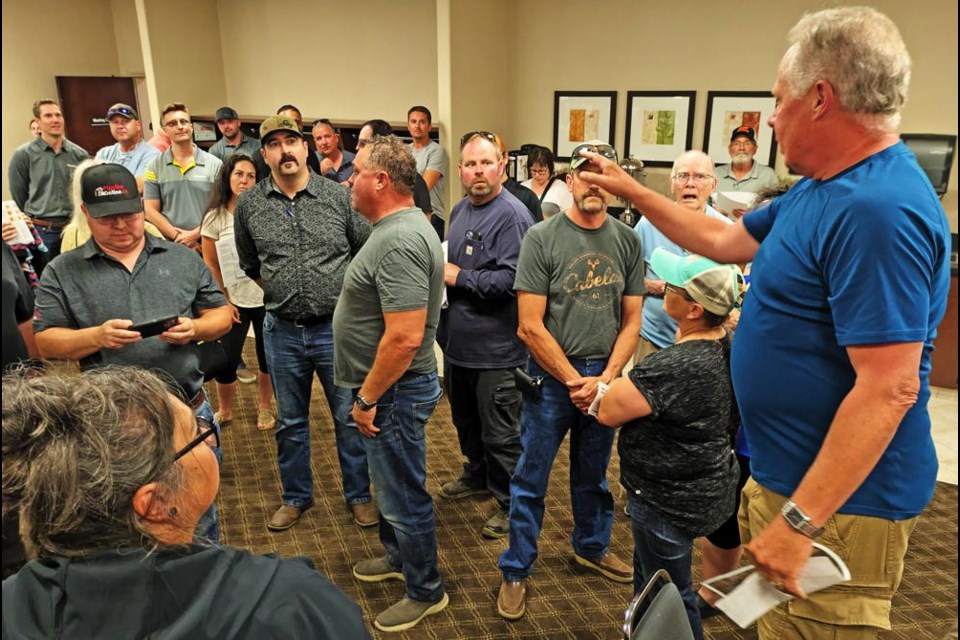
[730,126,756,143]
[94,184,130,198]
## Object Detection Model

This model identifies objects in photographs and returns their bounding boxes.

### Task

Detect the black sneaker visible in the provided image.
[439,478,490,500]
[481,508,510,539]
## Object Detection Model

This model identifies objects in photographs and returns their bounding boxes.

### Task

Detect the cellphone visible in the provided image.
[129,316,179,338]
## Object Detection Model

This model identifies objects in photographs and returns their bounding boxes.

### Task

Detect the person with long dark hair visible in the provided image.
[200,154,275,430]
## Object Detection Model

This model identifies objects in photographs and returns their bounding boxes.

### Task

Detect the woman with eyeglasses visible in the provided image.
[200,154,275,431]
[521,146,572,218]
[596,249,743,640]
[1,365,369,639]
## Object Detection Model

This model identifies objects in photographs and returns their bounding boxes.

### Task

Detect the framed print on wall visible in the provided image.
[553,91,617,160]
[702,91,778,166]
[624,91,696,167]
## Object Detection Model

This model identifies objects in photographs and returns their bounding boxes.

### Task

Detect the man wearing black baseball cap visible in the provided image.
[95,103,159,192]
[34,161,232,542]
[714,125,779,201]
[209,105,262,165]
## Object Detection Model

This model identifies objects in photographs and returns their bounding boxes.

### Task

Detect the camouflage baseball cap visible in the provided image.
[259,115,302,142]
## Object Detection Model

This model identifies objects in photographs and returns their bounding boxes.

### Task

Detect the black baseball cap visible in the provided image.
[730,126,757,143]
[216,106,239,121]
[81,164,142,218]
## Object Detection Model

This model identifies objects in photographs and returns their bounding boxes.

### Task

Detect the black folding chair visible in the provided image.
[622,569,695,640]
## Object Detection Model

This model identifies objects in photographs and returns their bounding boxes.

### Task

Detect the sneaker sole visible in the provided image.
[374,592,449,632]
[353,567,405,583]
[481,526,509,540]
[353,516,380,528]
[573,555,634,584]
[438,486,491,500]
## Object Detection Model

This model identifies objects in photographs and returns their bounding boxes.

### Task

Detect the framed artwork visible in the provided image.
[553,91,617,160]
[624,91,696,167]
[702,91,778,166]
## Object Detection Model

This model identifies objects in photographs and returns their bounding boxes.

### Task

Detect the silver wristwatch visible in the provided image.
[355,393,377,411]
[780,500,824,539]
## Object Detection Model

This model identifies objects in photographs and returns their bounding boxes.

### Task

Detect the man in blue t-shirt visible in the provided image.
[578,8,950,639]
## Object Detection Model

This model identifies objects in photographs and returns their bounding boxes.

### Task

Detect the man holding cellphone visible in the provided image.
[34,162,232,542]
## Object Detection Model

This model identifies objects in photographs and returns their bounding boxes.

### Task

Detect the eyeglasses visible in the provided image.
[163,118,191,129]
[730,139,756,148]
[460,131,498,150]
[529,167,550,176]
[173,417,220,461]
[570,143,617,161]
[664,283,694,301]
[671,172,716,185]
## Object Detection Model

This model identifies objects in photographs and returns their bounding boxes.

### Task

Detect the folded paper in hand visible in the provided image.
[714,191,757,215]
[701,542,851,629]
[2,201,35,245]
[587,382,610,417]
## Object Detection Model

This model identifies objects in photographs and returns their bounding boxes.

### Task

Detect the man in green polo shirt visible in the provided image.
[143,102,222,250]
[8,99,90,258]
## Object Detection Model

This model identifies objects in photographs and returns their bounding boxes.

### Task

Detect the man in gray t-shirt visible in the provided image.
[496,141,645,621]
[334,135,448,633]
[406,105,447,239]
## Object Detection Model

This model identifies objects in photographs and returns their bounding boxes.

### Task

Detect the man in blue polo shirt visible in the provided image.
[581,8,950,639]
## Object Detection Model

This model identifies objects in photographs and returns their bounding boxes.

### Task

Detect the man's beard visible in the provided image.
[731,152,752,164]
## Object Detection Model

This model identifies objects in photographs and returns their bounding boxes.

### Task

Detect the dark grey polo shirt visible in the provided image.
[8,137,90,219]
[234,173,371,319]
[34,235,226,396]
[208,133,261,161]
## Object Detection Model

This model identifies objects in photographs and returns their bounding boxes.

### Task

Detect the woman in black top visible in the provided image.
[597,249,744,640]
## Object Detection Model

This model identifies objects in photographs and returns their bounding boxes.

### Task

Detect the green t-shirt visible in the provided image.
[333,207,444,387]
[513,213,644,359]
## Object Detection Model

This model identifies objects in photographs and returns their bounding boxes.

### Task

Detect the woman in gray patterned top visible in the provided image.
[597,248,744,640]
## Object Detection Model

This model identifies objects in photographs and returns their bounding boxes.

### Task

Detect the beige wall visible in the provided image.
[216,0,438,123]
[1,0,121,199]
[144,0,227,117]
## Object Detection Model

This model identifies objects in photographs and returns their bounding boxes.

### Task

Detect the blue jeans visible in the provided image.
[499,358,616,581]
[628,493,702,640]
[263,313,370,507]
[193,398,221,544]
[35,225,62,260]
[362,371,444,603]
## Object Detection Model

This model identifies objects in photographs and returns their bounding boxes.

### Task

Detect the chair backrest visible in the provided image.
[622,569,695,640]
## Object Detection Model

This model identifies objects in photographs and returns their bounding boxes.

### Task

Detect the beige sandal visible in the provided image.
[257,407,276,431]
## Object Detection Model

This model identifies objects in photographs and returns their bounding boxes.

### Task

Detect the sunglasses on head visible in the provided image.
[108,107,136,119]
[460,131,498,150]
[571,143,617,161]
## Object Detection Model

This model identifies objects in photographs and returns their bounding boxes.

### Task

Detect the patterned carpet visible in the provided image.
[214,359,958,639]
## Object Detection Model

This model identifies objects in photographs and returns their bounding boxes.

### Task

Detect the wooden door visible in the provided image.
[55,76,138,156]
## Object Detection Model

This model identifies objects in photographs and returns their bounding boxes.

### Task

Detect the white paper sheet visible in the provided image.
[215,236,243,289]
[714,191,758,215]
[2,201,35,245]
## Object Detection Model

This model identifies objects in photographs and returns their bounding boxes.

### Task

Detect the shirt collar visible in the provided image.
[81,232,167,260]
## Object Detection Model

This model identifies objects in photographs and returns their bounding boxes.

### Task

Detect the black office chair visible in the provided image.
[622,569,695,640]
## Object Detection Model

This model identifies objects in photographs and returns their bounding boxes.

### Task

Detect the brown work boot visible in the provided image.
[573,552,634,583]
[497,579,526,620]
[267,500,313,532]
[350,501,380,528]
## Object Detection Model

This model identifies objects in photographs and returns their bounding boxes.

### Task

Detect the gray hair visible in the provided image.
[2,366,183,558]
[670,150,716,178]
[364,135,417,196]
[784,6,910,131]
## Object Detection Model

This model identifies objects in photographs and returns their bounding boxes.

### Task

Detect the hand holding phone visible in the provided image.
[129,316,179,338]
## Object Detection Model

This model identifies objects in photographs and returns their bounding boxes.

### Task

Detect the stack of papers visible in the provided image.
[714,191,758,215]
[701,542,851,628]
[2,201,35,245]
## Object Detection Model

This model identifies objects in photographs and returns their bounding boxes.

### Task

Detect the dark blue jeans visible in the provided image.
[263,313,370,508]
[628,493,702,640]
[499,358,616,581]
[362,371,444,603]
[193,398,221,544]
[35,225,62,260]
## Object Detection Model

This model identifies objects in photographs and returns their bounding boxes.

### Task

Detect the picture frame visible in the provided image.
[624,91,696,167]
[553,91,617,160]
[702,91,778,167]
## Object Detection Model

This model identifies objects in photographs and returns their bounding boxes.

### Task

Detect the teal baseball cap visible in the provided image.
[651,248,744,315]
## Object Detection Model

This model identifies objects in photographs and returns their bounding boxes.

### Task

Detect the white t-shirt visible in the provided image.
[522,177,573,217]
[200,207,264,309]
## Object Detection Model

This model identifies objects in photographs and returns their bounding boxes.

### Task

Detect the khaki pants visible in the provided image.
[738,478,918,640]
[631,335,660,368]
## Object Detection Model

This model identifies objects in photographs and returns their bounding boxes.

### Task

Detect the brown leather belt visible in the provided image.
[29,217,69,230]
